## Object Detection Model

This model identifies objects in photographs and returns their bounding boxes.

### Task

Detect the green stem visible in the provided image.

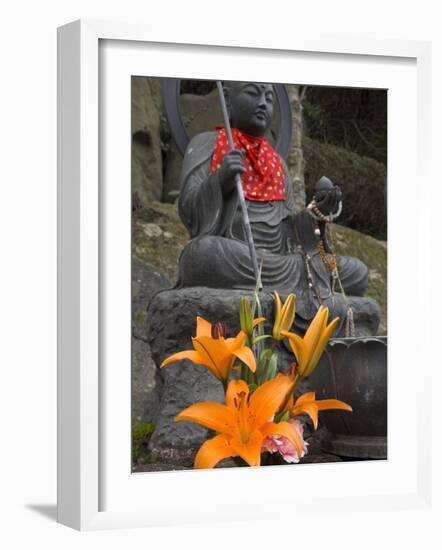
[262,340,277,382]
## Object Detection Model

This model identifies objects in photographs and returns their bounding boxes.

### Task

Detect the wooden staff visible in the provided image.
[216,81,262,289]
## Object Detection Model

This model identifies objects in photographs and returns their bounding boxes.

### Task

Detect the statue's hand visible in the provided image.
[315,185,342,215]
[218,149,246,195]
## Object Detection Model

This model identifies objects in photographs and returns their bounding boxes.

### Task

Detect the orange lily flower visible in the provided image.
[282,305,339,378]
[175,375,304,468]
[290,391,352,429]
[272,291,296,341]
[160,316,256,384]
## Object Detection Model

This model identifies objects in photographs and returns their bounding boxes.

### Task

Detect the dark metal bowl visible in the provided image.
[309,337,387,437]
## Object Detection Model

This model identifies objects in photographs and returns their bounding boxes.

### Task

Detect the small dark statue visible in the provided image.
[176,81,369,332]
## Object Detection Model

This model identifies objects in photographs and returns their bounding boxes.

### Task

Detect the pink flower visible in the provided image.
[262,419,308,464]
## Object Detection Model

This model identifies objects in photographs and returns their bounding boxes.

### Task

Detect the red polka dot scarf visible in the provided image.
[209,127,286,201]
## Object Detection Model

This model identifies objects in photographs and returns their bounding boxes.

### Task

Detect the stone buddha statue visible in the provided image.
[175,81,370,333]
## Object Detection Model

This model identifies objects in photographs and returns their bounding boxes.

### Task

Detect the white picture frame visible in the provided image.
[57,19,432,531]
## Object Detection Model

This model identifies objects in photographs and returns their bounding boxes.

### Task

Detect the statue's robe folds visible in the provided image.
[177,131,368,331]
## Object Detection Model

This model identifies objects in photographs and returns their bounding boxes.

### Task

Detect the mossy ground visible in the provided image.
[330,224,387,334]
[132,422,155,465]
[132,201,188,282]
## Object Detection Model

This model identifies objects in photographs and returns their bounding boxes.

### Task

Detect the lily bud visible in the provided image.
[282,306,340,379]
[239,296,253,336]
[272,291,296,341]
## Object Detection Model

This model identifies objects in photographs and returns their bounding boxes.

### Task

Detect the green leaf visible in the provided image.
[274,411,290,422]
[256,356,267,384]
[265,353,278,381]
[252,334,272,345]
[258,348,270,361]
[257,304,265,338]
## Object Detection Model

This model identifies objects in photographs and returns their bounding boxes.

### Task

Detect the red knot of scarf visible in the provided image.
[209,127,286,201]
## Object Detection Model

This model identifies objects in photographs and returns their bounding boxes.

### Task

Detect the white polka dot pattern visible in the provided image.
[209,127,286,201]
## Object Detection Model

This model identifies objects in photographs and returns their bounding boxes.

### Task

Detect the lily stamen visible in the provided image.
[211,322,227,339]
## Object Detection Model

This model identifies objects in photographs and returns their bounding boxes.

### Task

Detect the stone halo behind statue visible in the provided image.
[161,78,293,159]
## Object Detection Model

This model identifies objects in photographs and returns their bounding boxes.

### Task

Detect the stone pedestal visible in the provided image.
[322,435,387,460]
[144,287,380,466]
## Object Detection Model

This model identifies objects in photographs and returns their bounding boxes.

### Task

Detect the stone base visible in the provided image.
[145,287,380,466]
[299,453,343,464]
[322,435,387,459]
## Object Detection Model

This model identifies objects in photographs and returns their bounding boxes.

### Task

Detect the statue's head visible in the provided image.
[223,81,274,137]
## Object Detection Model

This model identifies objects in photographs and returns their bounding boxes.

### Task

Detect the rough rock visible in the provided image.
[146,287,379,365]
[131,337,162,425]
[132,255,171,341]
[131,255,170,429]
[147,361,224,466]
[131,77,164,206]
[132,202,188,282]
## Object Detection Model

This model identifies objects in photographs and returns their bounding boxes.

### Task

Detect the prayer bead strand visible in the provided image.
[307,199,342,223]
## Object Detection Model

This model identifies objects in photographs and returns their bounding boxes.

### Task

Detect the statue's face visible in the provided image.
[228,82,274,137]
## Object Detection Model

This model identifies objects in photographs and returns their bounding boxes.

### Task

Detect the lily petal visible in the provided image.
[196,316,213,337]
[225,330,247,352]
[303,306,328,359]
[232,346,257,373]
[192,337,226,381]
[194,434,234,469]
[294,392,316,406]
[305,316,339,377]
[249,374,293,426]
[280,294,296,333]
[261,421,304,458]
[175,402,236,435]
[160,350,203,368]
[291,395,352,429]
[291,403,319,429]
[230,429,263,467]
[274,291,282,324]
[253,317,266,327]
[316,399,353,413]
[273,291,282,338]
[282,331,306,370]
